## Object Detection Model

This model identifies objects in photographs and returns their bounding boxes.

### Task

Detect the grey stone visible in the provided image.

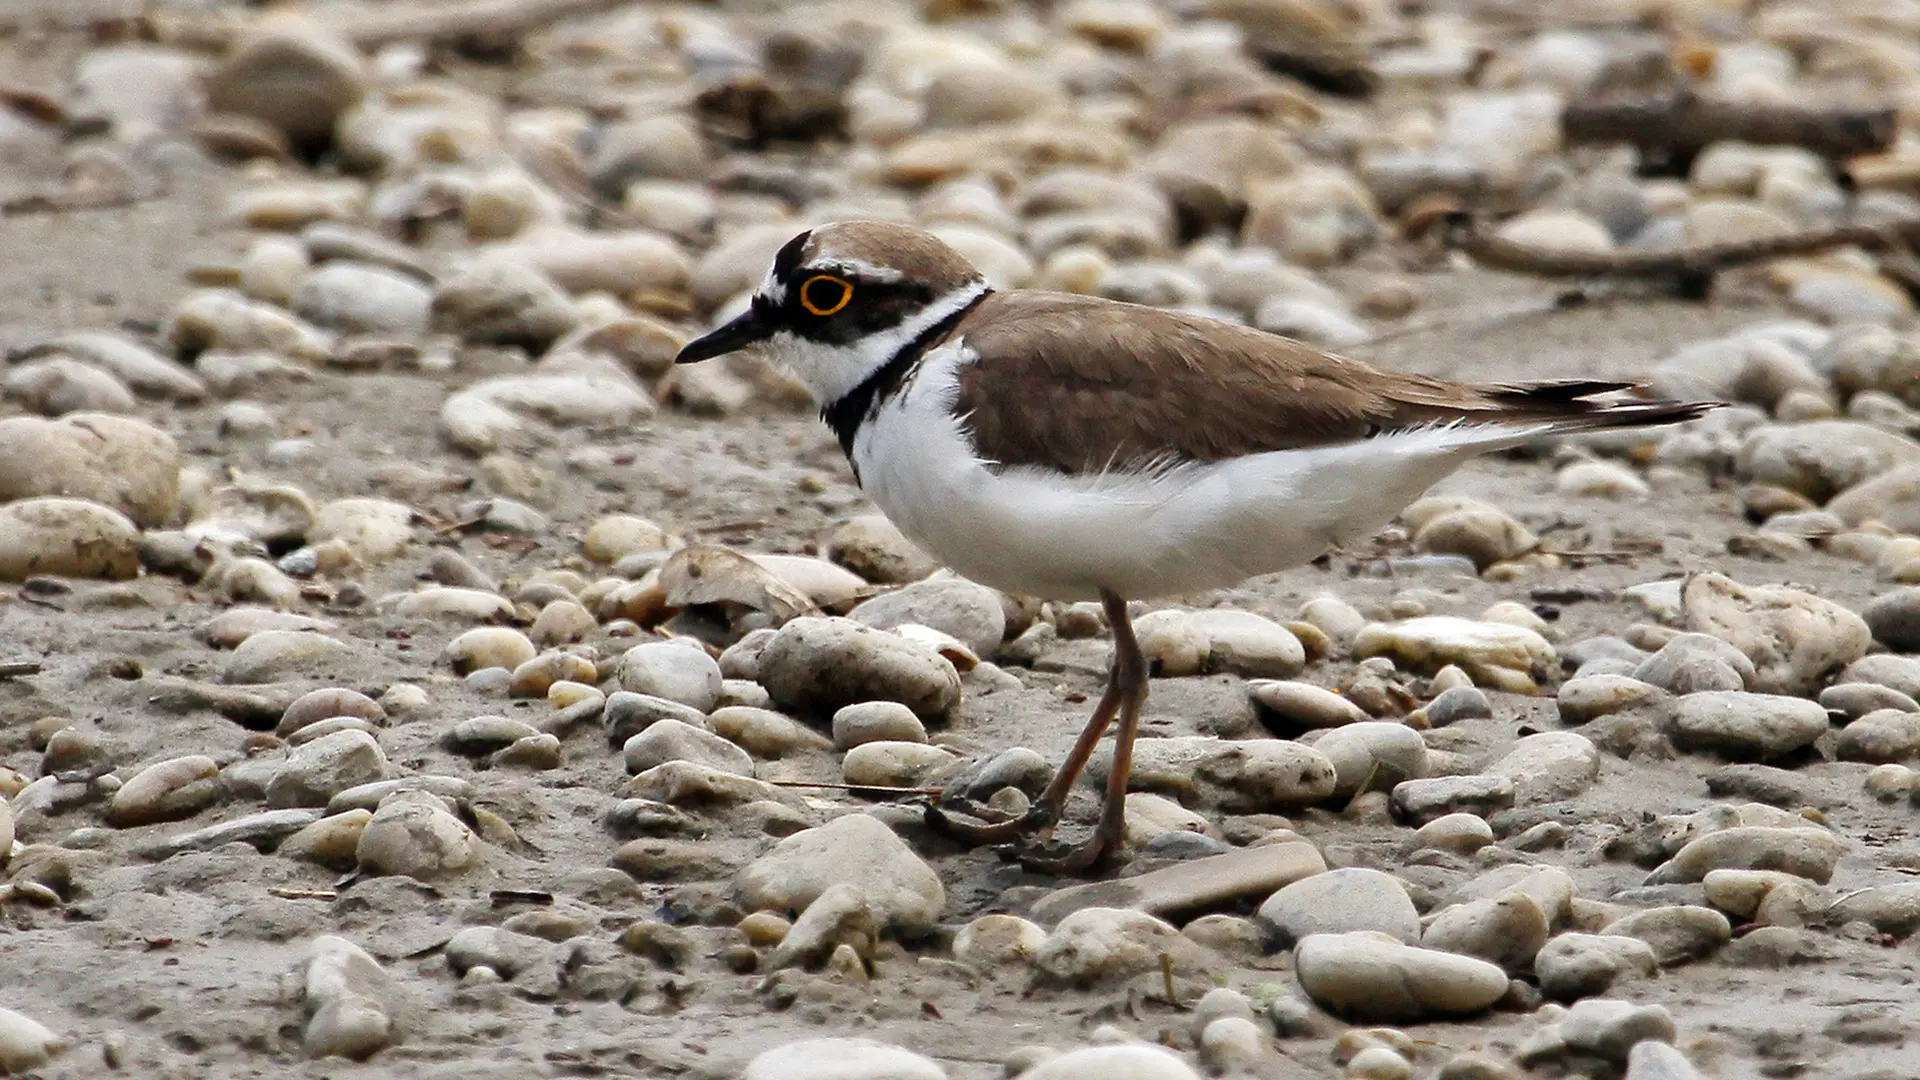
[1533,933,1658,1000]
[623,718,753,776]
[1664,691,1828,761]
[736,813,944,932]
[1391,774,1514,824]
[848,577,1006,657]
[1293,932,1509,1022]
[758,617,962,719]
[1258,868,1419,947]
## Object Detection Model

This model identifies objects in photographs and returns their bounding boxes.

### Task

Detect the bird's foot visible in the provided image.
[1015,823,1122,875]
[922,798,1058,846]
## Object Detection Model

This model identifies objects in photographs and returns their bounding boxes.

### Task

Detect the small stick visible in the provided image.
[0,661,42,678]
[1562,92,1895,168]
[763,779,947,796]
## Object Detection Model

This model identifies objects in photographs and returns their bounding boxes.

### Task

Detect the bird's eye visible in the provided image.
[799,274,854,316]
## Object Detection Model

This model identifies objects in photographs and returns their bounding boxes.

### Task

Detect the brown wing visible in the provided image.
[949,291,1712,474]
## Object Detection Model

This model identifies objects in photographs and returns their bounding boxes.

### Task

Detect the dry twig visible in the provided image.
[1562,91,1895,171]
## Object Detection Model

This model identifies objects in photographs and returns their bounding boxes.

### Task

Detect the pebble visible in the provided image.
[1863,587,1920,650]
[0,412,180,528]
[170,289,331,362]
[1190,609,1307,678]
[1390,775,1515,824]
[430,258,579,350]
[1258,868,1420,948]
[443,627,536,676]
[301,935,397,1059]
[1648,826,1846,885]
[279,809,372,869]
[1132,608,1211,676]
[1413,813,1495,854]
[831,700,928,749]
[624,719,754,776]
[5,356,138,415]
[603,692,709,744]
[0,497,140,581]
[1034,906,1198,984]
[1311,722,1429,797]
[1664,692,1828,761]
[396,587,514,622]
[1022,1044,1200,1080]
[953,913,1047,968]
[1601,906,1733,966]
[1030,841,1326,925]
[848,577,1007,657]
[618,641,723,712]
[1488,733,1599,802]
[767,883,878,971]
[107,755,221,827]
[1820,681,1920,721]
[1680,573,1870,695]
[1293,932,1509,1022]
[1422,893,1550,972]
[225,629,358,684]
[1625,1042,1708,1080]
[1248,680,1370,732]
[1835,708,1920,762]
[843,741,957,787]
[267,730,391,809]
[1354,617,1554,694]
[355,791,480,880]
[1532,933,1659,1000]
[735,813,944,932]
[1560,998,1677,1062]
[1556,459,1650,499]
[206,18,367,149]
[1631,632,1755,694]
[279,688,385,739]
[1093,736,1336,809]
[742,1038,947,1080]
[0,1008,63,1073]
[757,617,962,719]
[1424,685,1494,726]
[827,515,939,584]
[1411,506,1538,571]
[293,262,432,335]
[710,706,829,758]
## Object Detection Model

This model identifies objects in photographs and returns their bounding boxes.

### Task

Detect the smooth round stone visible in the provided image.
[1414,813,1494,854]
[279,809,372,868]
[1664,692,1828,761]
[355,792,479,880]
[443,627,535,676]
[266,730,390,809]
[1133,609,1210,676]
[741,1037,948,1080]
[0,497,140,582]
[1390,775,1515,824]
[736,813,944,933]
[582,514,673,563]
[847,577,1006,658]
[1651,826,1845,885]
[842,741,957,788]
[445,715,540,756]
[1189,609,1306,678]
[1556,460,1649,499]
[952,913,1045,968]
[623,719,753,777]
[1312,722,1429,797]
[709,706,827,758]
[1259,868,1420,947]
[1249,680,1369,732]
[1866,763,1916,800]
[5,357,136,415]
[826,515,939,585]
[1023,1044,1202,1080]
[279,687,385,739]
[431,259,579,350]
[1532,933,1659,1000]
[1423,892,1549,972]
[613,641,719,712]
[1411,506,1537,571]
[1561,998,1677,1062]
[1196,1016,1267,1074]
[1556,675,1667,724]
[1819,682,1920,722]
[0,1007,64,1073]
[1836,709,1920,763]
[1094,735,1335,809]
[108,755,221,826]
[1632,633,1754,694]
[1600,906,1732,966]
[1488,732,1599,803]
[1294,932,1508,1022]
[508,652,597,699]
[293,262,430,334]
[757,617,962,719]
[1035,907,1193,984]
[1425,686,1494,726]
[832,700,929,749]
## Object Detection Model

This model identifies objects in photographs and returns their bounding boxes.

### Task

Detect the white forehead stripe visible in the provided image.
[815,257,905,284]
[757,264,787,305]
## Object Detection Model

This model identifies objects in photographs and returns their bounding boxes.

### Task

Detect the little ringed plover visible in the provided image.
[675,219,1717,872]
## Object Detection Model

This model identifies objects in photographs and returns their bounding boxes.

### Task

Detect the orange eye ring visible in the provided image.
[799,274,853,316]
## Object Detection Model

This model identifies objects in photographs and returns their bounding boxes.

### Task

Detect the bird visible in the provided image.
[674,219,1717,872]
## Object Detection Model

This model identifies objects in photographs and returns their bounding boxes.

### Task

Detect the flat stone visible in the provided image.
[1649,826,1846,884]
[135,808,322,859]
[742,1037,948,1080]
[1487,732,1599,802]
[1030,840,1326,925]
[1664,692,1828,761]
[1391,774,1514,824]
[1601,905,1733,965]
[847,577,1006,657]
[1024,1045,1202,1080]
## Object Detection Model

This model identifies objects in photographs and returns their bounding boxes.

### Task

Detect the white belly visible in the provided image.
[850,355,1543,601]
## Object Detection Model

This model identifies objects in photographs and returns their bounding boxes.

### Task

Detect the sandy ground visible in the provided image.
[1,10,1918,1080]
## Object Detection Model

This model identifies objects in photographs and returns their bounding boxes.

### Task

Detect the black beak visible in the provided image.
[675,305,775,365]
